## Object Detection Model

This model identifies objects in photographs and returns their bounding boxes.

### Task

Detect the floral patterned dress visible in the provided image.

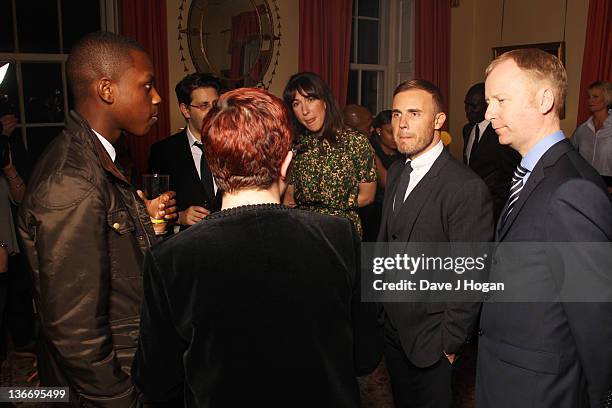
[289,128,376,236]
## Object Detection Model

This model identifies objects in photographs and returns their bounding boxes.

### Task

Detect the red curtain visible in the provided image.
[576,0,612,124]
[299,0,353,107]
[119,0,170,183]
[414,0,450,122]
[229,10,262,80]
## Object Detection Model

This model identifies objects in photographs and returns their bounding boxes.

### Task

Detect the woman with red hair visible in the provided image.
[133,88,380,407]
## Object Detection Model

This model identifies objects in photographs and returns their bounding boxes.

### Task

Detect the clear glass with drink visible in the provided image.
[142,174,170,235]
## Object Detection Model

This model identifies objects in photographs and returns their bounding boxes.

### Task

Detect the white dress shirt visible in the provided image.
[92,129,116,162]
[465,119,490,165]
[393,140,444,211]
[186,127,218,194]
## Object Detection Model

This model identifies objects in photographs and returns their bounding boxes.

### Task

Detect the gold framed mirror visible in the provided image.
[185,0,280,88]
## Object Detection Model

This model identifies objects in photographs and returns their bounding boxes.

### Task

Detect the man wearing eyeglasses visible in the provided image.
[149,73,223,230]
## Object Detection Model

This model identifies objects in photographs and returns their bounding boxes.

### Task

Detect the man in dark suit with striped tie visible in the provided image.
[149,74,223,230]
[476,48,612,408]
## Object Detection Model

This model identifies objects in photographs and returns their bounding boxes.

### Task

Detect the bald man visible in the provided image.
[343,104,373,135]
[18,32,176,406]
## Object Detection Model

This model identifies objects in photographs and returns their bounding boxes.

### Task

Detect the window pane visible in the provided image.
[16,1,60,53]
[61,0,101,53]
[22,63,64,123]
[347,70,358,106]
[357,19,379,64]
[361,70,380,115]
[26,126,63,165]
[0,1,15,52]
[0,62,21,121]
[358,0,379,18]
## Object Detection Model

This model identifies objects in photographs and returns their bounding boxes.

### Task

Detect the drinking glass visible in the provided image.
[142,174,170,235]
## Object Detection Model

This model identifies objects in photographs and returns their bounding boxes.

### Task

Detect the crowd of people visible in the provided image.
[0,31,611,408]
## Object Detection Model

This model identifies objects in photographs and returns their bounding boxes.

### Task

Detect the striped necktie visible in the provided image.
[502,163,529,224]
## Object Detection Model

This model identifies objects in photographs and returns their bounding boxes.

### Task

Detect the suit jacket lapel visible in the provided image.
[497,165,543,240]
[496,139,572,241]
[180,130,209,200]
[378,160,404,241]
[392,150,448,241]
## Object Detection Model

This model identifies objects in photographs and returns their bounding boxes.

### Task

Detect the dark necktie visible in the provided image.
[194,142,214,198]
[468,124,480,164]
[502,163,529,225]
[393,161,413,215]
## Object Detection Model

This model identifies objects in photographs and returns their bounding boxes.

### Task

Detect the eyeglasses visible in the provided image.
[189,101,217,111]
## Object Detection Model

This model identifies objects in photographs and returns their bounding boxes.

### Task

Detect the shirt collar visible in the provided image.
[186,126,201,146]
[91,129,116,162]
[586,109,612,131]
[406,140,444,170]
[521,130,565,172]
[477,119,490,134]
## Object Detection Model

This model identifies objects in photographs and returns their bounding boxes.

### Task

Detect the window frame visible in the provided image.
[348,0,388,113]
[0,0,118,149]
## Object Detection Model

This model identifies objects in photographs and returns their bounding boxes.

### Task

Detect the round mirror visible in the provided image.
[186,0,280,87]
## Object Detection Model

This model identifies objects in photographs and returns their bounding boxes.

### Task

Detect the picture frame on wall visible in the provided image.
[492,41,565,65]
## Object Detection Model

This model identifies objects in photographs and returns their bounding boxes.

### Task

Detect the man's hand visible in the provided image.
[444,352,456,365]
[178,206,210,226]
[0,246,8,274]
[136,190,178,221]
[1,115,17,136]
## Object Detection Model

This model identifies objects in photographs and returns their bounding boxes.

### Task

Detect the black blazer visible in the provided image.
[463,122,520,220]
[378,148,494,368]
[132,205,381,407]
[148,129,221,214]
[477,139,612,408]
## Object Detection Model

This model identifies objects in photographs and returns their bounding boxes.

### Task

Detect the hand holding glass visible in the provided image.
[142,174,170,235]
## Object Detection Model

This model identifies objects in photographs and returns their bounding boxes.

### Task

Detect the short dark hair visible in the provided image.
[175,73,223,106]
[466,82,485,99]
[393,79,444,113]
[283,72,343,144]
[372,110,393,129]
[66,31,145,106]
[203,88,293,192]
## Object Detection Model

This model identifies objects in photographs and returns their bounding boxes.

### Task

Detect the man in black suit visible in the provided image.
[378,79,493,408]
[462,83,520,220]
[476,48,612,408]
[149,74,222,229]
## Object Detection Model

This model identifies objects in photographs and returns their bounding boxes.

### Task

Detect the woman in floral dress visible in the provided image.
[282,72,376,237]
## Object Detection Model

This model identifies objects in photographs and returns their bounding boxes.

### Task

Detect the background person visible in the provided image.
[571,81,612,188]
[133,88,380,407]
[462,82,520,220]
[0,115,36,363]
[342,104,373,135]
[282,72,376,237]
[149,73,224,230]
